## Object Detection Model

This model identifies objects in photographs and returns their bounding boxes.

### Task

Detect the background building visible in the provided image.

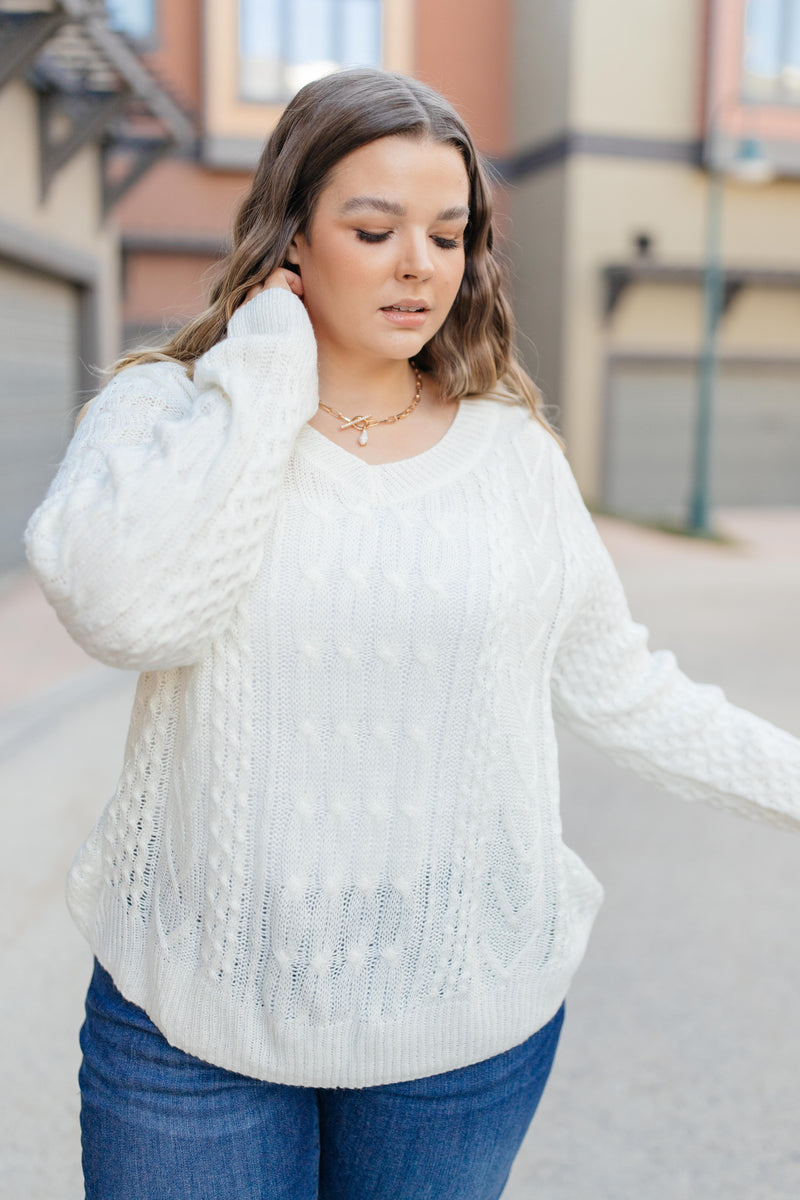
[0,0,192,571]
[508,0,800,517]
[5,0,798,575]
[113,0,800,521]
[112,0,511,346]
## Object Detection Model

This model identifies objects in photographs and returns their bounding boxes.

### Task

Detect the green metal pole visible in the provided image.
[688,164,724,535]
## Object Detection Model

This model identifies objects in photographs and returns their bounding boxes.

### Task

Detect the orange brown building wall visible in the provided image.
[122,252,223,328]
[149,0,203,114]
[113,159,251,239]
[414,0,511,157]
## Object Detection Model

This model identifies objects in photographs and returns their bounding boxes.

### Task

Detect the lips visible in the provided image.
[380,301,430,312]
[379,299,431,329]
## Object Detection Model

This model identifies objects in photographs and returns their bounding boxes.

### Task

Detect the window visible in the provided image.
[239,0,382,103]
[743,0,800,101]
[105,0,156,40]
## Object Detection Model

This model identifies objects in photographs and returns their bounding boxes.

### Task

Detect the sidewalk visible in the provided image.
[0,567,137,1200]
[0,568,124,762]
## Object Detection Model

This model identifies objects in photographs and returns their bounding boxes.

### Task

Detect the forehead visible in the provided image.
[321,136,470,209]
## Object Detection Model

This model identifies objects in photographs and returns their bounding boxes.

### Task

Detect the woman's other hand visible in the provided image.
[245,267,304,303]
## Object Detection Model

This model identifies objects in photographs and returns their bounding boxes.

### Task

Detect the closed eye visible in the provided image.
[355,230,391,243]
[355,230,462,249]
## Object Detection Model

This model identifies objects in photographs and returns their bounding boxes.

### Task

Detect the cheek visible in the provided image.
[318,246,382,300]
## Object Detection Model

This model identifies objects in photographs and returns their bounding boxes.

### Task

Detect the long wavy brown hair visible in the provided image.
[108,68,554,433]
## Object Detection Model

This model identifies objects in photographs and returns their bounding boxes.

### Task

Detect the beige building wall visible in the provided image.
[0,72,127,569]
[0,79,120,367]
[562,157,709,488]
[561,0,706,489]
[569,0,702,138]
[565,159,800,497]
[510,0,800,501]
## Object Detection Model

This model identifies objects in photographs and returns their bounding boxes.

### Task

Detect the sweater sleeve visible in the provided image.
[548,446,800,831]
[24,288,318,671]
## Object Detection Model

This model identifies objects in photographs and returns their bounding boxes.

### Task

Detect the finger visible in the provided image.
[287,271,304,299]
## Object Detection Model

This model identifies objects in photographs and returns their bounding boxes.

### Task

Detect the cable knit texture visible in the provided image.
[25,288,800,1087]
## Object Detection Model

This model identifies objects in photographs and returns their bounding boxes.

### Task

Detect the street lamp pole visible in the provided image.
[686,0,774,534]
[686,129,774,534]
[688,157,725,535]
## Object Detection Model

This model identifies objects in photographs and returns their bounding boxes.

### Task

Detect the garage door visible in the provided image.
[602,358,800,520]
[0,259,79,571]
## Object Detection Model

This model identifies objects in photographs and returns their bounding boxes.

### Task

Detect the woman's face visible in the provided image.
[287,135,470,366]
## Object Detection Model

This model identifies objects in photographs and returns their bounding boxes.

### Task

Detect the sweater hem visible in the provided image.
[81,901,593,1088]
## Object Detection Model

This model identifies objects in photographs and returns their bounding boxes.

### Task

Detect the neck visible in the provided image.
[316,349,420,420]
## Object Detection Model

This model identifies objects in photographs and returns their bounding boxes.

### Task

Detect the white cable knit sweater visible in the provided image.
[25,288,800,1088]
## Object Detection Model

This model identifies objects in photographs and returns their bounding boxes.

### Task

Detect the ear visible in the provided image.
[284,236,302,268]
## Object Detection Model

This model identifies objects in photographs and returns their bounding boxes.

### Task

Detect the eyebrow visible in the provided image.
[338,196,470,222]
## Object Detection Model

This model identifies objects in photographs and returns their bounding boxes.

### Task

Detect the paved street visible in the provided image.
[506,509,800,1200]
[1,510,799,1199]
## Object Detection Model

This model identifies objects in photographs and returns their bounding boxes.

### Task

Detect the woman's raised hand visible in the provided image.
[245,267,304,304]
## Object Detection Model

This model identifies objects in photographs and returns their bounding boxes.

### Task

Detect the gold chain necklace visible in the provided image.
[317,367,423,446]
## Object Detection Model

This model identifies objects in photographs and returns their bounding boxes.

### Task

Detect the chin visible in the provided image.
[382,332,432,358]
[353,338,424,364]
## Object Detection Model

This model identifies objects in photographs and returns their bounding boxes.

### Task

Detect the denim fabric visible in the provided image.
[79,960,564,1199]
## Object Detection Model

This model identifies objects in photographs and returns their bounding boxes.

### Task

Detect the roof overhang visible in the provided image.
[0,0,195,211]
[602,260,800,320]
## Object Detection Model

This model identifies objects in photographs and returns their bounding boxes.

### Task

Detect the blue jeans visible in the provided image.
[79,960,564,1200]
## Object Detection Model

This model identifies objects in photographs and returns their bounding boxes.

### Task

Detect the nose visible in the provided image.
[395,231,433,281]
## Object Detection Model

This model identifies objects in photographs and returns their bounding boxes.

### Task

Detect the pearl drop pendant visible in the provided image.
[358,428,369,446]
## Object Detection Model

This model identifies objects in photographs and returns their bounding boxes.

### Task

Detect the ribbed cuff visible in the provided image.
[227,287,307,339]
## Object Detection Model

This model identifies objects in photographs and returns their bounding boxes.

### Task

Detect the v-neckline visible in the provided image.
[292,396,502,501]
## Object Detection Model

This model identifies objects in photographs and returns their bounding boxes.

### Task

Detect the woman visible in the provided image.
[24,68,800,1199]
